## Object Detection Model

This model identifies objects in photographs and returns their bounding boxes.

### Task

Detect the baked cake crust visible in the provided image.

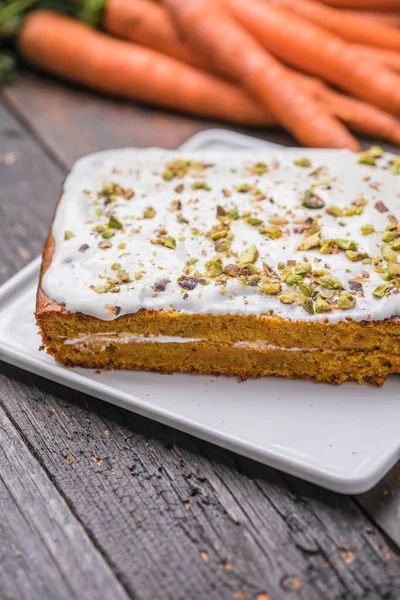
[36,147,400,385]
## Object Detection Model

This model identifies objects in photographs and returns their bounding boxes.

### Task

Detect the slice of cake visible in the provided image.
[36,146,400,385]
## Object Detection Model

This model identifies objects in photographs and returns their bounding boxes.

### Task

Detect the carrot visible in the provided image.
[273,0,400,52]
[224,0,400,114]
[350,44,400,72]
[316,0,400,9]
[163,0,360,149]
[17,11,278,127]
[345,11,400,27]
[102,0,400,144]
[103,0,208,71]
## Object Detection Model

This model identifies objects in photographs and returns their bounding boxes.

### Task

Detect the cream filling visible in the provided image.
[64,332,322,352]
[65,333,201,345]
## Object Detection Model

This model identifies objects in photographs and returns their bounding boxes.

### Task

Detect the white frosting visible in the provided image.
[43,148,400,322]
[65,333,200,345]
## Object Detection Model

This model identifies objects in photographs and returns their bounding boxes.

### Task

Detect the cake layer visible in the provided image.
[37,146,400,385]
[40,332,400,386]
[37,306,399,353]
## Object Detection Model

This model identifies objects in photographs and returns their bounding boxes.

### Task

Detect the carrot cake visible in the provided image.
[36,146,400,385]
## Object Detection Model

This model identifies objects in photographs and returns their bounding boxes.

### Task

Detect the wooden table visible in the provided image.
[2,72,400,600]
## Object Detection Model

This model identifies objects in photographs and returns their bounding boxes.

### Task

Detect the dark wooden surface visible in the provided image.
[2,71,400,600]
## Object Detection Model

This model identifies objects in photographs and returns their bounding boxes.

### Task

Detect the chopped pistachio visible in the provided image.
[246,216,264,226]
[315,295,332,313]
[382,231,396,243]
[235,183,251,193]
[360,224,375,236]
[151,236,176,249]
[237,244,259,265]
[346,250,369,262]
[205,256,223,277]
[259,226,282,239]
[389,157,400,175]
[108,216,123,229]
[381,243,398,262]
[299,283,313,297]
[64,230,75,241]
[248,162,268,175]
[337,239,358,251]
[95,208,103,217]
[116,269,130,283]
[388,262,400,278]
[226,208,239,220]
[94,284,110,294]
[162,159,204,181]
[368,145,384,158]
[191,181,211,191]
[188,257,199,265]
[319,276,342,289]
[391,238,400,251]
[303,297,314,314]
[294,262,312,275]
[101,229,115,239]
[215,238,231,252]
[277,261,286,270]
[111,262,121,271]
[294,158,312,168]
[93,224,106,232]
[174,183,184,193]
[286,273,304,286]
[301,189,325,209]
[373,283,392,298]
[278,294,297,304]
[358,153,376,166]
[224,264,242,277]
[326,205,343,217]
[297,232,321,251]
[143,207,156,219]
[259,281,282,295]
[338,291,356,310]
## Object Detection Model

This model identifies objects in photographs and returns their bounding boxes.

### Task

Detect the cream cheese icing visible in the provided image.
[64,333,201,345]
[42,147,400,322]
[64,333,323,353]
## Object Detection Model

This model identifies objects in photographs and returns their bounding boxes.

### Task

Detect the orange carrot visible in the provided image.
[17,11,277,127]
[274,0,400,52]
[350,44,400,72]
[163,0,360,149]
[103,0,208,71]
[345,10,400,27]
[102,0,400,144]
[316,0,400,9]
[224,0,400,114]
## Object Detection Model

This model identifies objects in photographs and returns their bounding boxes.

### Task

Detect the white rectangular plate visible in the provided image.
[1,129,399,495]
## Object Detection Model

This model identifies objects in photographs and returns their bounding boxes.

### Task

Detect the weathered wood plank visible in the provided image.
[0,101,64,284]
[3,364,400,600]
[0,404,130,600]
[357,464,400,550]
[2,75,400,600]
[1,71,293,165]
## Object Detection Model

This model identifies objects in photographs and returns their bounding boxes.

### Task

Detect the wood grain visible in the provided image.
[1,73,400,600]
[0,404,130,600]
[0,102,63,284]
[1,71,294,165]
